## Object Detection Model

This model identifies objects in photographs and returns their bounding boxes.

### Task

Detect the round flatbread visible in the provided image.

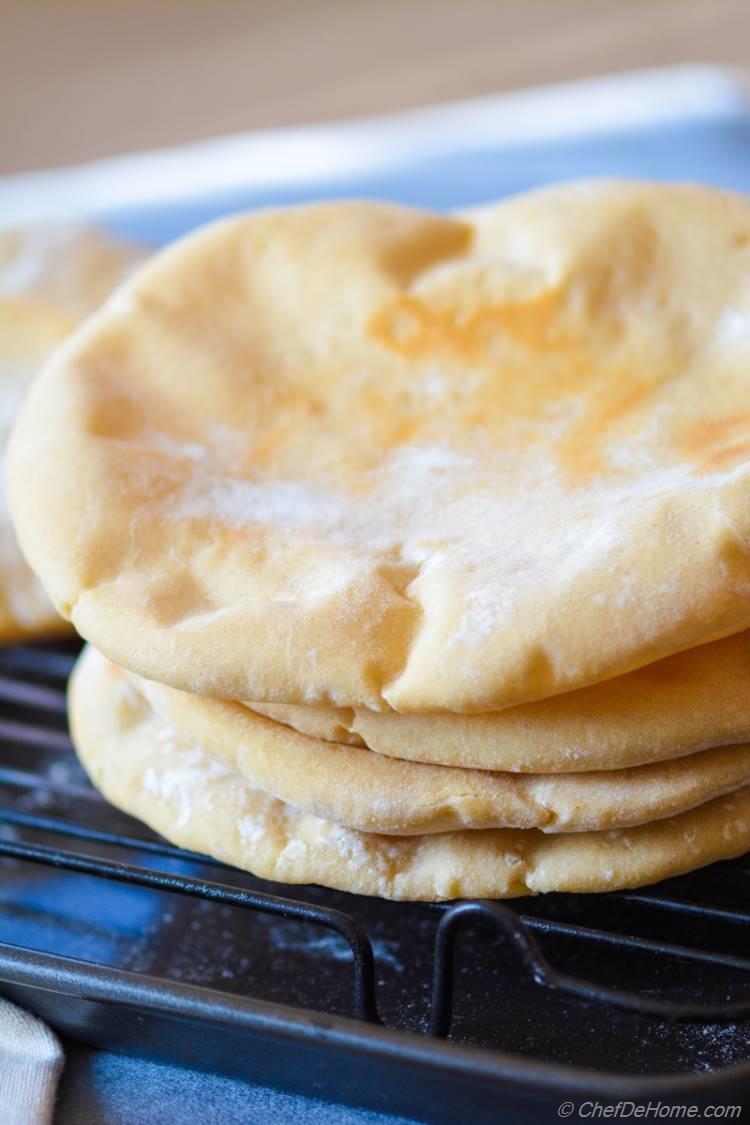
[0,224,144,641]
[70,646,750,901]
[248,631,750,772]
[129,653,750,834]
[12,183,750,708]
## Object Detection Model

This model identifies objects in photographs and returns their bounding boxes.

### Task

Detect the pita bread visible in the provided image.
[0,224,144,640]
[70,646,750,901]
[249,631,750,772]
[12,183,750,708]
[129,654,750,834]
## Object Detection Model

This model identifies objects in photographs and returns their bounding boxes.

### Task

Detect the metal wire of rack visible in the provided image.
[2,639,750,1121]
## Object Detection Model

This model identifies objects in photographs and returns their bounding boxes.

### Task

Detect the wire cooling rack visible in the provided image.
[1,640,750,1122]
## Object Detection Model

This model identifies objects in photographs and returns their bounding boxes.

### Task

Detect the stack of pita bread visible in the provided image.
[10,181,750,900]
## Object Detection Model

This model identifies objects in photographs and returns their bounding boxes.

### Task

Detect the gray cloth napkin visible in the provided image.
[0,995,64,1125]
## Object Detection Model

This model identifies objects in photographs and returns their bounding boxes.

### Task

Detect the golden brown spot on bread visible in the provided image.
[554,379,656,485]
[369,290,569,361]
[697,439,750,473]
[685,413,750,450]
[369,287,679,488]
[682,414,750,474]
[595,382,653,427]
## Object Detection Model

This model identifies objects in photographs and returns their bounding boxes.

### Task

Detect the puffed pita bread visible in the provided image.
[70,646,750,901]
[12,183,750,708]
[249,631,750,772]
[0,224,144,641]
[129,653,750,834]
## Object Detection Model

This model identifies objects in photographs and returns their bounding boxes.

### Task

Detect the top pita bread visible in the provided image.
[0,224,144,640]
[9,183,750,709]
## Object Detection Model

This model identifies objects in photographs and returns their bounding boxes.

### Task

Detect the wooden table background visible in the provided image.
[2,0,749,175]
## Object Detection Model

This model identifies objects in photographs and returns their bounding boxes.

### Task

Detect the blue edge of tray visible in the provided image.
[103,115,750,247]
